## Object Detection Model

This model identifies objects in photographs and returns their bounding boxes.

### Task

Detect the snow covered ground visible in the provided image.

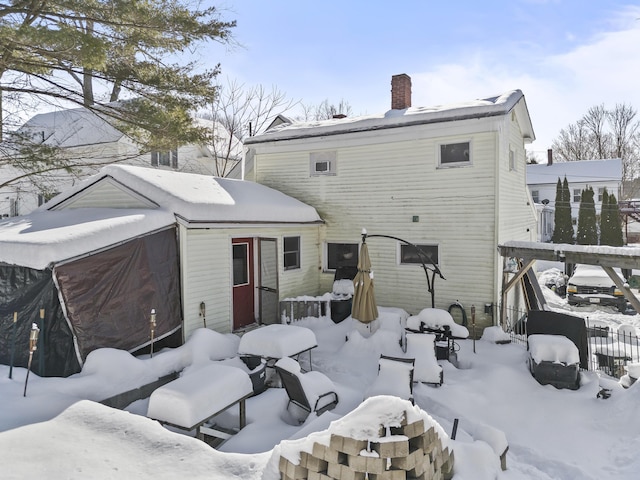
[2,276,640,479]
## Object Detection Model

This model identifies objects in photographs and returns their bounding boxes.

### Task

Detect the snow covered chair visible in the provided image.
[274,357,339,423]
[365,355,415,404]
[527,334,580,390]
[405,333,443,386]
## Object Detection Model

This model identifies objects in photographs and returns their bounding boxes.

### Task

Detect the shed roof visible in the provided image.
[526,159,623,186]
[45,165,322,224]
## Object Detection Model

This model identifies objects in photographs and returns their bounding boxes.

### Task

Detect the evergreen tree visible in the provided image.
[607,193,624,246]
[0,1,236,185]
[576,187,598,245]
[599,189,611,245]
[552,177,574,244]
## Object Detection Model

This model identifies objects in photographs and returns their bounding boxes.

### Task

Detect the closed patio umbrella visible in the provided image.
[352,241,378,323]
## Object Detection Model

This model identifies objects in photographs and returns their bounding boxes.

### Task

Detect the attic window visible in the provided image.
[509,147,516,171]
[438,141,471,167]
[151,149,178,169]
[310,151,337,176]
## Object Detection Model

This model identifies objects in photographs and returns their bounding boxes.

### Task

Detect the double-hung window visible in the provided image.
[151,148,178,169]
[283,236,300,270]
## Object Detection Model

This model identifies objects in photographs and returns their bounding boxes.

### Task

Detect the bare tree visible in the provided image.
[201,79,298,177]
[552,120,595,161]
[297,99,353,121]
[582,104,610,159]
[551,103,640,181]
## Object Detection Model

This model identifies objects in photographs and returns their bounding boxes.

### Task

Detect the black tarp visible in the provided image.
[527,310,589,370]
[0,227,182,377]
[55,228,182,363]
[0,266,80,377]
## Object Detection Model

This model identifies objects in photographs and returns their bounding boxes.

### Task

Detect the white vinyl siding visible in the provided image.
[252,121,502,317]
[180,225,321,340]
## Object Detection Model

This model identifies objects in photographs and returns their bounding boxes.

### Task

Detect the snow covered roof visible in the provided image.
[0,208,175,269]
[246,90,534,143]
[15,106,125,147]
[193,118,243,160]
[45,165,323,225]
[526,159,623,186]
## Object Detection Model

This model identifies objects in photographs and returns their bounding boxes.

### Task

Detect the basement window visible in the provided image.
[310,151,337,176]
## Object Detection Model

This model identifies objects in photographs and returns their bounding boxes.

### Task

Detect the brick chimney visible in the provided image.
[391,74,412,110]
[547,149,553,166]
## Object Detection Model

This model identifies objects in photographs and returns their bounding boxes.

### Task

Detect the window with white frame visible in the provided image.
[439,141,471,167]
[531,190,539,203]
[326,243,358,270]
[151,148,178,168]
[283,236,300,270]
[310,151,337,176]
[573,188,581,203]
[598,187,605,202]
[399,243,439,266]
[509,147,516,171]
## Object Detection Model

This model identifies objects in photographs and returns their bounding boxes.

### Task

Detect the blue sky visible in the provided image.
[204,1,640,160]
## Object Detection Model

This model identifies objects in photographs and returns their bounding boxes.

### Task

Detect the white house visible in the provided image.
[0,106,243,217]
[0,165,322,376]
[240,74,538,332]
[526,157,623,222]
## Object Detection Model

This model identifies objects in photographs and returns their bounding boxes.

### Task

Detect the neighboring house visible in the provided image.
[526,157,623,238]
[0,165,322,376]
[0,106,243,217]
[240,74,538,332]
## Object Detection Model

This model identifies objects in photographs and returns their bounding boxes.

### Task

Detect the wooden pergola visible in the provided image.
[497,241,640,325]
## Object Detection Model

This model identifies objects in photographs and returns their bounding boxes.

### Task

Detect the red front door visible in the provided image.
[232,238,255,330]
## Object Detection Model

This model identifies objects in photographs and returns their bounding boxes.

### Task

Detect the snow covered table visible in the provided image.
[237,324,318,371]
[146,363,253,443]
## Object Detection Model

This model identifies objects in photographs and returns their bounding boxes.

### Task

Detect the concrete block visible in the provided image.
[327,462,366,480]
[392,419,425,439]
[330,434,368,456]
[372,438,410,458]
[391,447,423,470]
[301,451,328,473]
[347,453,386,474]
[278,456,308,479]
[308,471,333,480]
[313,442,346,464]
[369,469,407,480]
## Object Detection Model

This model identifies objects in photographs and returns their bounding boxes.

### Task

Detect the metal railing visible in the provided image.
[503,305,640,379]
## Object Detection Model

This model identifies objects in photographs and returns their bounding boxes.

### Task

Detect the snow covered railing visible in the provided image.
[280,294,331,323]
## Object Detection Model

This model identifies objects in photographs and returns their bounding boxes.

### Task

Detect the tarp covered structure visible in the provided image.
[526,310,589,370]
[0,228,181,377]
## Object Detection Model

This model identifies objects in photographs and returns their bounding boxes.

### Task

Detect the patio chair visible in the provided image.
[365,355,415,404]
[405,333,443,386]
[274,358,339,422]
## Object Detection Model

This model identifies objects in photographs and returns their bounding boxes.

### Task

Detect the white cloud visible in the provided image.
[410,6,640,161]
